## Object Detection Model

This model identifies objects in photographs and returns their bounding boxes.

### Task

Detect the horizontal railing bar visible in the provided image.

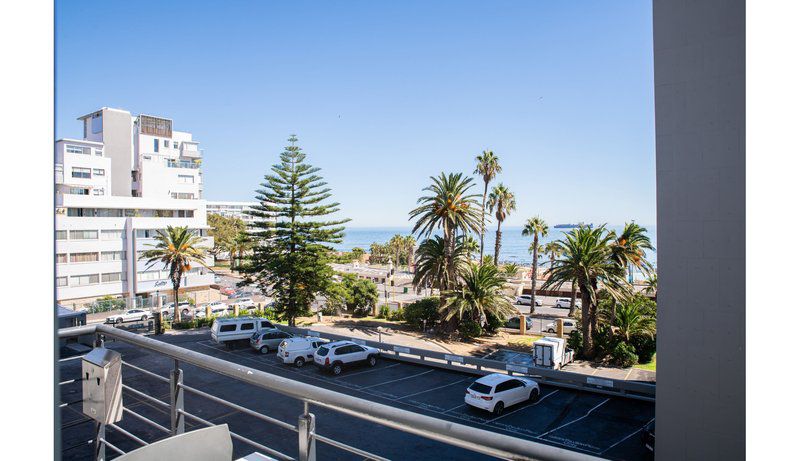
[60,399,83,408]
[179,409,295,461]
[122,361,171,383]
[61,324,602,461]
[109,423,148,446]
[121,384,170,409]
[315,433,390,461]
[122,408,171,433]
[179,383,298,432]
[99,438,126,456]
[59,378,79,385]
[59,355,86,363]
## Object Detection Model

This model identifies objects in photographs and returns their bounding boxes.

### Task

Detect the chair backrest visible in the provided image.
[114,424,232,461]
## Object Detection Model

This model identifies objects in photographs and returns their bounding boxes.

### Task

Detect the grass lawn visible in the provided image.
[634,353,657,371]
[507,335,543,348]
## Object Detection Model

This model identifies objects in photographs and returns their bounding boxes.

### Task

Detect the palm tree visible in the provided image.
[473,151,502,261]
[413,235,469,294]
[644,274,658,295]
[608,222,655,324]
[522,217,548,307]
[402,235,417,272]
[409,172,482,290]
[142,226,210,322]
[601,301,656,341]
[440,262,516,325]
[487,184,516,265]
[229,232,253,270]
[460,235,479,261]
[501,263,521,280]
[544,241,562,269]
[389,234,405,268]
[541,226,630,357]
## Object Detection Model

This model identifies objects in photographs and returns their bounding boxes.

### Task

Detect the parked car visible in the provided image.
[278,337,328,367]
[194,301,230,319]
[211,317,275,346]
[515,295,542,306]
[554,298,581,309]
[164,301,192,316]
[231,298,255,310]
[219,287,235,296]
[214,275,222,284]
[505,316,534,331]
[313,341,380,375]
[106,309,151,324]
[464,373,540,416]
[250,328,295,354]
[542,319,578,334]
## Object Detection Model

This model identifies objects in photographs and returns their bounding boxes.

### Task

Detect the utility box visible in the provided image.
[532,337,574,370]
[82,347,123,424]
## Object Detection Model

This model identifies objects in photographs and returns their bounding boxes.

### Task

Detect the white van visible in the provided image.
[532,337,574,369]
[277,337,328,367]
[211,317,274,346]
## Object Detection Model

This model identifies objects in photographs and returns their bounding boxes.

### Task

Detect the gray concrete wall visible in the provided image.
[101,108,133,197]
[653,1,745,459]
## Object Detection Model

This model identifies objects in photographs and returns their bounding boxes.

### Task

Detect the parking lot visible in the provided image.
[60,330,654,460]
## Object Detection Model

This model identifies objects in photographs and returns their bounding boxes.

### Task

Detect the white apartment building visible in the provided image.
[206,201,263,226]
[55,107,215,309]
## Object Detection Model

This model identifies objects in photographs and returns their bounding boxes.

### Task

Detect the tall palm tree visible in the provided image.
[487,184,516,266]
[440,262,516,325]
[644,273,658,296]
[229,231,253,270]
[601,301,656,341]
[388,234,405,268]
[542,226,630,357]
[473,151,502,261]
[460,235,479,261]
[544,241,562,269]
[409,172,482,290]
[412,235,469,294]
[402,235,417,272]
[608,222,655,324]
[142,226,210,322]
[501,263,521,280]
[522,217,548,307]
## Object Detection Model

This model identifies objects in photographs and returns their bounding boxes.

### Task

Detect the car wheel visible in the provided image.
[367,355,377,367]
[493,401,504,416]
[141,315,148,321]
[115,317,123,324]
[530,388,541,402]
[294,357,305,368]
[182,309,190,316]
[259,346,269,354]
[332,363,343,375]
[548,328,555,333]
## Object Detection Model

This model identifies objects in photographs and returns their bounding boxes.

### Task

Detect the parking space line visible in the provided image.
[396,377,471,400]
[443,403,466,413]
[339,362,401,378]
[361,370,434,389]
[489,390,560,422]
[599,417,655,455]
[537,398,610,438]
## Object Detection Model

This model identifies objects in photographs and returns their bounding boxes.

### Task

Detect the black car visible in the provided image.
[642,420,655,453]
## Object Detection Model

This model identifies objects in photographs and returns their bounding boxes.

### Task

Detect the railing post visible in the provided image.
[298,402,316,461]
[94,422,106,461]
[170,359,185,435]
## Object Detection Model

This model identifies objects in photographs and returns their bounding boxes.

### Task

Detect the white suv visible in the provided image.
[464,373,540,415]
[554,298,581,309]
[106,309,151,324]
[313,341,380,375]
[278,337,328,367]
[515,295,542,306]
[543,319,578,334]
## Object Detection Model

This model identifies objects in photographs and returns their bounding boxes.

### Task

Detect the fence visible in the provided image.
[275,325,656,403]
[58,324,601,461]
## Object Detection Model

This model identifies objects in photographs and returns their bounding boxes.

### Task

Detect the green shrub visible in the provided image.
[484,312,505,334]
[567,329,583,355]
[593,324,619,359]
[629,333,657,363]
[389,306,405,321]
[377,305,391,319]
[319,305,338,316]
[458,319,482,339]
[404,297,439,329]
[611,342,638,367]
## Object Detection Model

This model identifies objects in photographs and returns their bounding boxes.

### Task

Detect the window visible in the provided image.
[155,210,174,218]
[101,251,126,261]
[56,276,68,287]
[56,253,67,264]
[95,149,103,156]
[177,175,194,184]
[91,113,102,134]
[260,321,274,329]
[56,230,67,240]
[495,381,513,393]
[240,322,255,331]
[71,274,99,286]
[220,324,236,332]
[66,145,90,155]
[93,168,105,176]
[93,188,105,196]
[69,230,98,240]
[71,167,91,179]
[173,141,179,148]
[137,271,161,282]
[101,272,126,283]
[172,193,195,200]
[136,229,161,239]
[164,140,169,148]
[70,252,98,263]
[101,229,124,240]
[68,187,89,195]
[153,138,159,152]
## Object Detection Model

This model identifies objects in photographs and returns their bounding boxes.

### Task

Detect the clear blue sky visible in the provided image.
[56,1,655,227]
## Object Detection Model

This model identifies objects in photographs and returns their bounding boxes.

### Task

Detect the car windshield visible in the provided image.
[251,332,260,340]
[468,382,493,394]
[317,346,330,356]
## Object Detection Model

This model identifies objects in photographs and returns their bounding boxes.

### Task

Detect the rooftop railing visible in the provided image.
[59,324,601,461]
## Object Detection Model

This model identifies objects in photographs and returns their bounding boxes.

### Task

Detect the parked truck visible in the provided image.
[532,337,574,370]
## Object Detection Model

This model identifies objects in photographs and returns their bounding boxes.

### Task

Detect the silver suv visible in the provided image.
[313,341,380,375]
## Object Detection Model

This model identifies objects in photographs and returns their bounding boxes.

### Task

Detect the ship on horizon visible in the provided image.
[553,222,593,229]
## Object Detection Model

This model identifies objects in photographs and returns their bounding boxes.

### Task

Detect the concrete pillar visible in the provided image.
[556,318,564,338]
[519,315,526,335]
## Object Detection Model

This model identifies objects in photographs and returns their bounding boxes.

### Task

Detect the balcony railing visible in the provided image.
[166,160,200,169]
[59,324,600,461]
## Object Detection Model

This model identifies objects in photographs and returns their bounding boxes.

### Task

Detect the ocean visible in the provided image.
[334,225,657,273]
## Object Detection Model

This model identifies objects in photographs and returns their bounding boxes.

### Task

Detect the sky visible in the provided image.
[56,0,655,228]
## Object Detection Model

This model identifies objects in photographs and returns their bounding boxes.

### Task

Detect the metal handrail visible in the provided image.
[59,324,601,460]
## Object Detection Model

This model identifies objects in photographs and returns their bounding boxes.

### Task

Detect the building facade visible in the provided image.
[206,201,263,226]
[55,108,215,309]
